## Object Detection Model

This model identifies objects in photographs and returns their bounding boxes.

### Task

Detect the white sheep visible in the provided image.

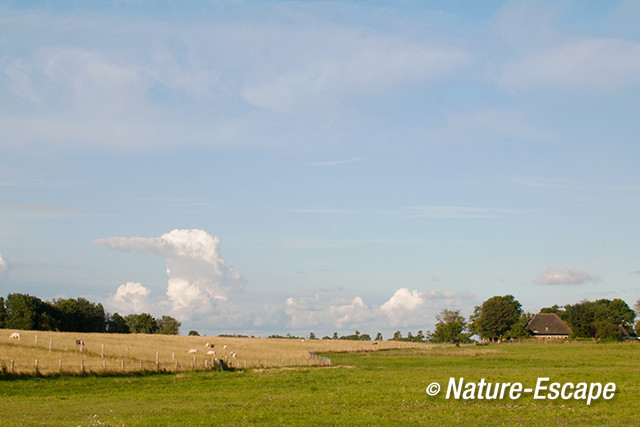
[9,332,20,340]
[188,348,198,354]
[205,342,214,348]
[223,345,228,351]
[206,350,216,356]
[230,351,237,359]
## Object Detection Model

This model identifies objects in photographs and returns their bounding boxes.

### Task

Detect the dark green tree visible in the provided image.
[374,332,383,341]
[308,332,316,340]
[471,295,523,341]
[53,298,106,332]
[106,312,130,333]
[392,330,402,341]
[157,315,181,335]
[332,332,339,340]
[5,293,44,330]
[0,297,7,328]
[188,330,200,336]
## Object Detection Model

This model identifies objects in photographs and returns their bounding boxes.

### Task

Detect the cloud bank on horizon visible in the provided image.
[95,229,474,333]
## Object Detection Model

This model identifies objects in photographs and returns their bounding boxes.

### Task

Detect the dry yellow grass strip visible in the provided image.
[0,329,426,375]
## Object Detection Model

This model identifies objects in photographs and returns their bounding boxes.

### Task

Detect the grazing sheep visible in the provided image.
[9,332,20,340]
[230,351,237,359]
[301,338,305,342]
[206,350,216,356]
[188,348,198,354]
[205,343,214,348]
[75,339,84,346]
[223,345,228,351]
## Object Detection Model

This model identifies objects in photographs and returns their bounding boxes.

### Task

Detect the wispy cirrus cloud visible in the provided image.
[403,206,528,219]
[309,157,364,167]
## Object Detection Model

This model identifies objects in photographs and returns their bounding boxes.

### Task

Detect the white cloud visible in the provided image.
[536,268,595,285]
[108,282,151,314]
[285,294,376,330]
[0,253,8,275]
[95,229,246,320]
[380,288,472,328]
[284,287,473,332]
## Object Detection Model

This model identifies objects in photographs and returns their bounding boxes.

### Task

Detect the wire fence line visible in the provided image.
[0,355,333,376]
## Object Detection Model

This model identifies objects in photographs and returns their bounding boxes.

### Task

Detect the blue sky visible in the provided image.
[1,0,640,337]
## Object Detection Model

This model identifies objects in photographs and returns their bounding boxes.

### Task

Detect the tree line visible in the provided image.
[0,293,181,335]
[430,295,636,344]
[304,295,638,344]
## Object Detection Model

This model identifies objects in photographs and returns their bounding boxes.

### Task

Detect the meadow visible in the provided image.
[0,332,639,425]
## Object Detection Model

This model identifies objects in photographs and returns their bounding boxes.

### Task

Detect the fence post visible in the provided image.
[156,351,159,370]
[122,360,125,372]
[35,359,38,372]
[102,344,105,359]
[80,341,84,353]
[10,360,14,373]
[172,352,175,361]
[35,335,38,346]
[126,346,129,358]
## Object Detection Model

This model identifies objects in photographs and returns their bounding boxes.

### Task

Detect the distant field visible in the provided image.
[0,339,639,425]
[0,329,425,374]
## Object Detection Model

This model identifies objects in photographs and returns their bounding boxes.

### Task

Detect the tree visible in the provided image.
[0,297,7,328]
[471,295,523,341]
[188,330,200,336]
[309,332,316,340]
[392,331,402,341]
[157,315,181,335]
[510,312,533,339]
[124,313,158,334]
[4,293,44,330]
[53,298,106,332]
[563,299,634,339]
[431,309,468,344]
[332,332,339,340]
[374,332,383,341]
[106,312,130,333]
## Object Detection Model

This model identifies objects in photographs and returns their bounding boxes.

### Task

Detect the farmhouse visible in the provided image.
[526,313,571,339]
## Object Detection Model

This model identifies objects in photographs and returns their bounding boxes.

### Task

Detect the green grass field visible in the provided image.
[1,341,638,425]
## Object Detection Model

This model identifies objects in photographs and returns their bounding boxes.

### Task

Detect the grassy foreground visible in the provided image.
[0,341,639,425]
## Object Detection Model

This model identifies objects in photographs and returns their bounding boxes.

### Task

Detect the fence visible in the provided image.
[0,355,333,376]
[1,334,333,375]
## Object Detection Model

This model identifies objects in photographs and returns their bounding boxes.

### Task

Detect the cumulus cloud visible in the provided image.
[536,268,595,285]
[380,288,472,328]
[108,282,151,314]
[285,287,473,331]
[285,295,377,330]
[0,253,8,275]
[95,229,246,320]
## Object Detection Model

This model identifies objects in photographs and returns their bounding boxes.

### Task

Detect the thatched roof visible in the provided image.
[526,313,571,336]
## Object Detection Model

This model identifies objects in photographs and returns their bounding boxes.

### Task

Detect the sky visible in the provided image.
[1,0,640,337]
